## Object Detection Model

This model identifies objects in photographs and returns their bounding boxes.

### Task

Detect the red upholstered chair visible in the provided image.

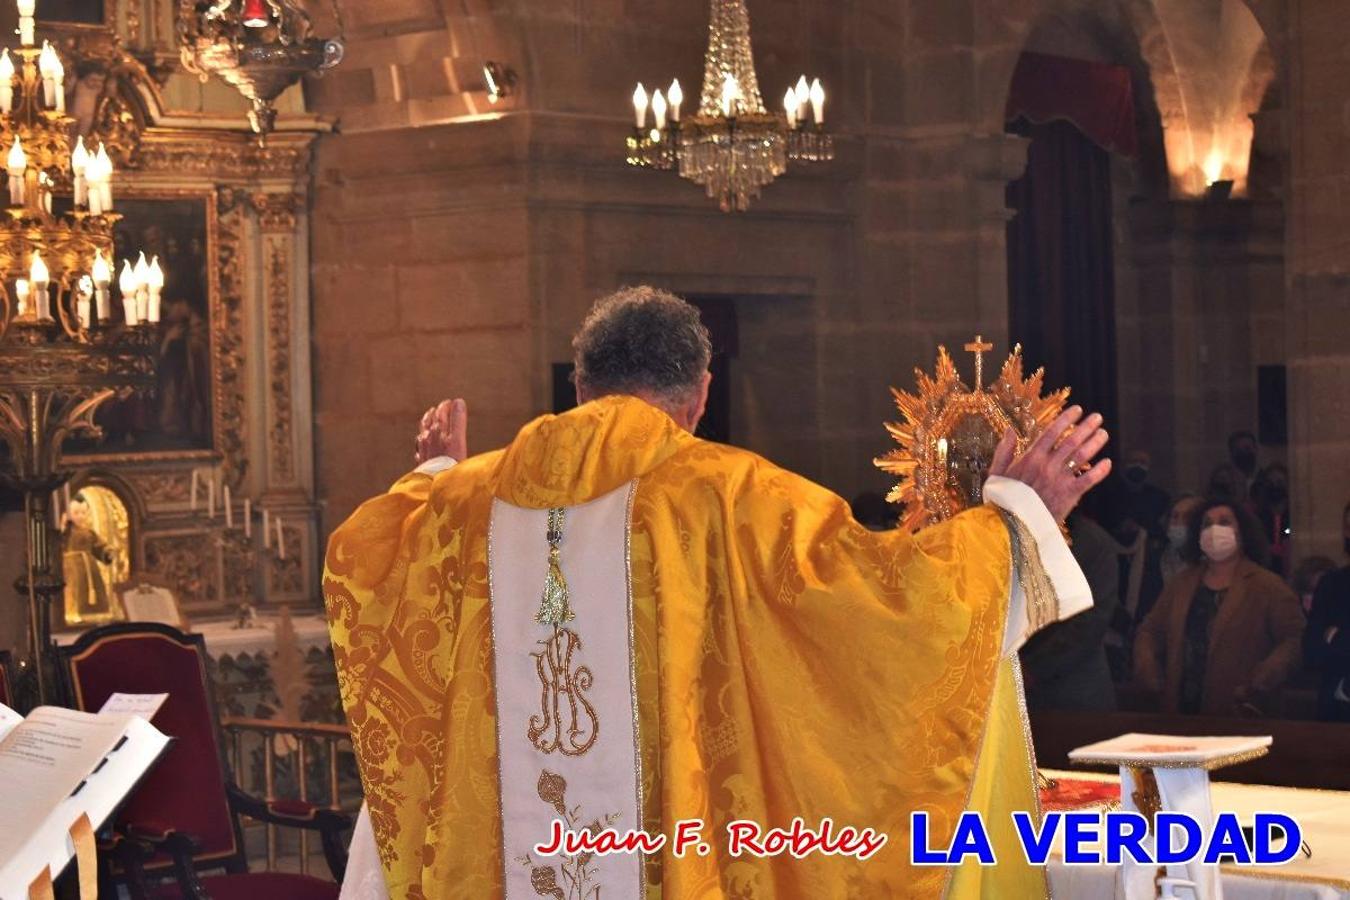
[57,622,350,900]
[0,649,13,708]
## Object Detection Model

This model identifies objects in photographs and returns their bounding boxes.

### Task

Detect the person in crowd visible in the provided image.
[1205,463,1253,510]
[1134,498,1302,716]
[1130,493,1203,630]
[1293,556,1336,616]
[1227,429,1260,497]
[1304,501,1350,721]
[1021,510,1120,712]
[1252,463,1292,576]
[1104,450,1171,543]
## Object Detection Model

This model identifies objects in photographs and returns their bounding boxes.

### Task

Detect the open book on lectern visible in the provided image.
[0,697,171,899]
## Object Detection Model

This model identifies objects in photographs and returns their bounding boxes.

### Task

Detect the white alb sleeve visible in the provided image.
[983,475,1093,654]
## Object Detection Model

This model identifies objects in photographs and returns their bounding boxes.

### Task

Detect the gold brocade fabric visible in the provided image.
[324,395,1024,899]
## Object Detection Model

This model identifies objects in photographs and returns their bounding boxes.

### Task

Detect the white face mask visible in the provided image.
[1200,524,1239,562]
[1167,524,1189,549]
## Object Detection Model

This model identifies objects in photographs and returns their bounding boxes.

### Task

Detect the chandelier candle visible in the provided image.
[6,137,23,206]
[118,259,138,326]
[16,0,33,46]
[29,251,48,320]
[13,278,27,317]
[133,252,150,322]
[70,136,87,206]
[38,41,61,111]
[0,50,12,114]
[146,256,163,322]
[91,251,111,321]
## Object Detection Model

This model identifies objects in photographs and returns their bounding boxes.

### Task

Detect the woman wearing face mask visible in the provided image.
[1134,499,1304,716]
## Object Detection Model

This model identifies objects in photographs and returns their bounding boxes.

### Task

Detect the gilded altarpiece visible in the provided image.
[47,21,322,624]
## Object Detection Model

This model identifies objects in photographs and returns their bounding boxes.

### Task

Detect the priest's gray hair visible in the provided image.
[572,286,712,402]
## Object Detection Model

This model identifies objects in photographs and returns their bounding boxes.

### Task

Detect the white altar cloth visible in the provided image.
[55,613,333,660]
[1042,769,1350,900]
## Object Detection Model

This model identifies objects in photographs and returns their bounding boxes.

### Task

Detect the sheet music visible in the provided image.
[98,693,168,720]
[0,707,127,871]
[0,703,20,744]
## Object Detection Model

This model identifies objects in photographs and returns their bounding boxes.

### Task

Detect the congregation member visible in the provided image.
[1253,463,1293,576]
[1020,511,1120,712]
[1134,498,1303,716]
[1304,501,1350,722]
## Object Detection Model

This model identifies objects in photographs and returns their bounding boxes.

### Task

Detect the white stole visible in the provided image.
[488,482,644,899]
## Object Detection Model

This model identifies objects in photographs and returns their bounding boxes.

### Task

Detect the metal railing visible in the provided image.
[220,716,356,874]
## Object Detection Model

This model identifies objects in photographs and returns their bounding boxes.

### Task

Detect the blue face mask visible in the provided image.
[1167,524,1188,550]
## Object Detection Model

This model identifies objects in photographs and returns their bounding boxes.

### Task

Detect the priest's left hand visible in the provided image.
[990,405,1111,521]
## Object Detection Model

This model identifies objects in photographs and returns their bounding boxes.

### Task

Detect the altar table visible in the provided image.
[1041,768,1350,899]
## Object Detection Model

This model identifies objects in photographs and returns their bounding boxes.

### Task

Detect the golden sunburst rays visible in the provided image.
[874,340,1070,532]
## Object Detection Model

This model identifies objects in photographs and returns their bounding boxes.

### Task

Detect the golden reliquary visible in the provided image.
[874,336,1070,532]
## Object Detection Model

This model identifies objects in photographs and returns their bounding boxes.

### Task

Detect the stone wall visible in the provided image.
[1283,0,1350,558]
[305,0,1324,553]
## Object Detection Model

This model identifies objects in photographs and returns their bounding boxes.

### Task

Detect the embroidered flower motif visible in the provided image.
[537,770,568,818]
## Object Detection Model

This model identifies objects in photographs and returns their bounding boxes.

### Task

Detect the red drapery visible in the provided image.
[1005,51,1138,158]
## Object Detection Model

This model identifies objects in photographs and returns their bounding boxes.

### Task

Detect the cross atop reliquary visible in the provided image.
[964,334,994,388]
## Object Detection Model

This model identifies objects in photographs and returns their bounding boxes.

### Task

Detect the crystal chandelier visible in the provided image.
[178,0,345,135]
[626,0,833,212]
[0,0,159,706]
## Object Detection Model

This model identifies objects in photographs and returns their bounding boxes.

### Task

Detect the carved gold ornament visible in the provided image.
[874,337,1070,532]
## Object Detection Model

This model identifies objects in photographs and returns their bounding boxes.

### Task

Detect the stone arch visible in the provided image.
[979,0,1277,197]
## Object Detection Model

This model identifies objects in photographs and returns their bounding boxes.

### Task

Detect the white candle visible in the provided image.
[795,74,810,122]
[243,498,252,538]
[134,252,150,322]
[190,468,199,510]
[275,517,285,560]
[30,252,49,320]
[224,484,233,528]
[632,83,647,129]
[76,276,93,329]
[71,136,88,207]
[17,0,34,46]
[720,73,738,117]
[7,137,25,207]
[809,78,825,125]
[92,251,111,321]
[14,279,28,317]
[118,259,138,325]
[784,87,797,128]
[146,256,163,323]
[651,88,667,131]
[263,508,271,548]
[0,50,14,114]
[96,145,113,211]
[668,78,683,122]
[38,42,57,108]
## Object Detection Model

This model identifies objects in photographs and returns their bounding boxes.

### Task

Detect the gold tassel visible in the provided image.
[536,508,575,625]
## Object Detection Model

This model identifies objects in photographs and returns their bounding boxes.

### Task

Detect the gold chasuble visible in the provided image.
[324,395,1075,899]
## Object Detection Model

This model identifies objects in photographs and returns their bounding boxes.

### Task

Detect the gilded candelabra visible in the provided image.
[178,0,344,135]
[0,11,157,708]
[625,0,834,212]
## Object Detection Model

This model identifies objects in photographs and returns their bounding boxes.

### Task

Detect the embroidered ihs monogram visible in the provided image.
[529,627,599,756]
